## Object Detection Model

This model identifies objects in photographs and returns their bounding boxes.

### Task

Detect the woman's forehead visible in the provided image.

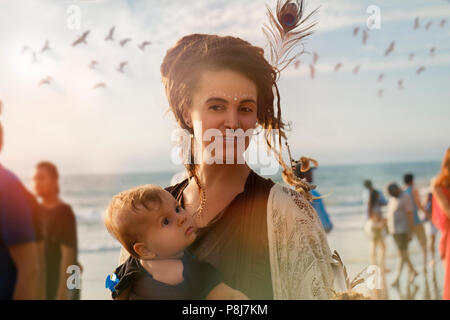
[195,70,257,100]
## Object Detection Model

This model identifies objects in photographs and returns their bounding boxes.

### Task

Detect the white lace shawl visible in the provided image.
[267,183,336,299]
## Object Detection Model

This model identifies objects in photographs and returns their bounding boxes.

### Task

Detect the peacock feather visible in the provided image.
[262,0,319,72]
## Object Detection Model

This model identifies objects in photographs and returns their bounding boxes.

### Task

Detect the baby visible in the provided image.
[104,184,248,300]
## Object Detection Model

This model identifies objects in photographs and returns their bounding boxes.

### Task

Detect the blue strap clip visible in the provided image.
[105,273,120,292]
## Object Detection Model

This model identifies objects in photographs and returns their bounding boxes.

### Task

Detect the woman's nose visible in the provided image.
[224,111,240,130]
[177,214,187,226]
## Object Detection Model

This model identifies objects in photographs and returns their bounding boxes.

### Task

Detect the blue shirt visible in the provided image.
[311,189,333,233]
[404,186,421,225]
[0,164,36,299]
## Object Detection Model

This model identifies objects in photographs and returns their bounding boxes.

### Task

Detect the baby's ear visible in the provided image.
[133,243,156,259]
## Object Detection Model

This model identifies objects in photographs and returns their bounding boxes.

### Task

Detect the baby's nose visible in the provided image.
[177,215,187,226]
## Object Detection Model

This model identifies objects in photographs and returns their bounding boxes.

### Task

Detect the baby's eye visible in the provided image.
[175,206,181,214]
[162,218,170,226]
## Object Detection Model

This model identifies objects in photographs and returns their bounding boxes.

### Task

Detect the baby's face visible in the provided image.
[142,190,197,259]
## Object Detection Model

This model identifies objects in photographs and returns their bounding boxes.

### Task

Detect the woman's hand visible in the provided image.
[206,282,249,300]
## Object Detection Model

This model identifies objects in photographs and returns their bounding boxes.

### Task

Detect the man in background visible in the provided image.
[403,173,428,274]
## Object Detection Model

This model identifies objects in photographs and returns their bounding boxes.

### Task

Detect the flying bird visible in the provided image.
[89,60,99,69]
[378,89,384,98]
[21,45,31,54]
[313,52,319,64]
[398,80,404,90]
[31,51,37,63]
[294,60,300,70]
[309,64,315,79]
[408,53,415,61]
[353,27,359,37]
[93,82,106,89]
[353,65,360,74]
[105,26,115,41]
[362,30,368,45]
[377,73,384,83]
[425,21,432,30]
[334,63,342,72]
[119,38,132,47]
[138,41,151,51]
[414,17,420,30]
[416,66,425,74]
[72,30,90,46]
[38,76,52,87]
[440,19,447,28]
[40,40,50,53]
[384,41,395,56]
[430,47,436,57]
[117,61,128,73]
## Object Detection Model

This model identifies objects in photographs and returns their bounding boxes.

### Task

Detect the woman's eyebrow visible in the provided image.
[204,97,256,104]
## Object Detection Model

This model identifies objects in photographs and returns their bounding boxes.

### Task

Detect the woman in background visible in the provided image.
[431,148,450,300]
[32,161,80,300]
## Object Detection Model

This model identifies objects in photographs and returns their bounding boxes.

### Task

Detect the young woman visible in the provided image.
[120,1,337,300]
[32,161,80,300]
[431,148,450,300]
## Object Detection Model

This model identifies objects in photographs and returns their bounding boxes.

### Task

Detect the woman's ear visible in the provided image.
[182,109,192,128]
[133,243,156,260]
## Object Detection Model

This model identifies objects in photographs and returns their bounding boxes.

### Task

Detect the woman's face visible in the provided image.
[184,69,258,164]
[32,167,57,198]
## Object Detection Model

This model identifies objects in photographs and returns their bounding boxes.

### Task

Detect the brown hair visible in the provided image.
[160,34,305,207]
[436,148,450,188]
[36,161,60,194]
[104,184,163,258]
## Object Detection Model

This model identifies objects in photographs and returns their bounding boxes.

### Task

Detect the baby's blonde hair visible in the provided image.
[104,184,164,258]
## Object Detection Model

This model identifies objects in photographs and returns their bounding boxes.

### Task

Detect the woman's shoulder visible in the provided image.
[268,183,315,214]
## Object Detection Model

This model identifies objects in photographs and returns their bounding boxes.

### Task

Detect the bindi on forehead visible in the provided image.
[202,90,256,104]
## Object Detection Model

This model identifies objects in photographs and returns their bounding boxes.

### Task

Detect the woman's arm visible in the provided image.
[56,245,76,300]
[206,282,249,300]
[432,184,450,219]
[267,184,335,300]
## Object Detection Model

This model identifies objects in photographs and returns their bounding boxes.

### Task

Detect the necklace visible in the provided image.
[195,180,207,217]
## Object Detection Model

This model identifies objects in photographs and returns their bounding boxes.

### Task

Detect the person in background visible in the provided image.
[32,161,80,300]
[431,148,450,300]
[424,190,438,267]
[294,167,333,233]
[363,180,388,272]
[403,173,428,274]
[0,100,43,299]
[386,182,418,288]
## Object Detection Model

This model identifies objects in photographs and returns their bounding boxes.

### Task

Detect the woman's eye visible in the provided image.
[175,206,180,214]
[163,218,170,226]
[239,106,253,112]
[209,105,224,111]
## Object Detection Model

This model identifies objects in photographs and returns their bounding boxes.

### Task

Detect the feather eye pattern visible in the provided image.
[262,0,319,72]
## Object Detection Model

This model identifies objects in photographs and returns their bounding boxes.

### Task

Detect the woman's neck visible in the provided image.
[41,194,61,209]
[197,163,251,188]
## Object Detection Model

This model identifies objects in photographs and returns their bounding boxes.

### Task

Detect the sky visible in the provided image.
[0,0,449,176]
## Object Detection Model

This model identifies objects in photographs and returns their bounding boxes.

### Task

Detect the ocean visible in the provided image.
[21,160,445,299]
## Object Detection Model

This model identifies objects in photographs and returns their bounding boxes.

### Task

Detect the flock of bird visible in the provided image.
[293,16,448,98]
[21,15,448,96]
[21,26,152,89]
